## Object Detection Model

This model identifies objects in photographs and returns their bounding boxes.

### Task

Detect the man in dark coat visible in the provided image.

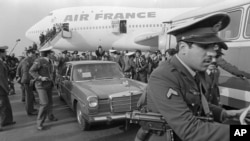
[17,47,38,115]
[133,50,148,83]
[95,46,105,60]
[0,46,16,131]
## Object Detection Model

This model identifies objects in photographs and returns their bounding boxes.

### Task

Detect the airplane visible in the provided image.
[163,0,250,109]
[25,6,197,52]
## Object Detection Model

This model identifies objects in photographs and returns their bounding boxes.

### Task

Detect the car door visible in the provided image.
[63,65,73,107]
[60,65,71,104]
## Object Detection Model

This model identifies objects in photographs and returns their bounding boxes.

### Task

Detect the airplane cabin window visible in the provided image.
[218,10,242,39]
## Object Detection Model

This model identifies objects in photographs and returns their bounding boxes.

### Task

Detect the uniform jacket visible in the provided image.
[147,55,229,141]
[205,69,220,105]
[0,59,9,95]
[16,59,24,80]
[29,57,54,89]
[217,57,250,78]
[19,56,36,84]
[134,56,148,73]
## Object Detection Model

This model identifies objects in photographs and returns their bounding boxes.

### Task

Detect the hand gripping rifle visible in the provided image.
[126,110,171,135]
[126,110,214,141]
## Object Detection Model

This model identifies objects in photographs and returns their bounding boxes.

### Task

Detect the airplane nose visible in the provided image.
[25,24,40,43]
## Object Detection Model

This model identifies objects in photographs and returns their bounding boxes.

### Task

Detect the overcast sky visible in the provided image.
[0,0,227,56]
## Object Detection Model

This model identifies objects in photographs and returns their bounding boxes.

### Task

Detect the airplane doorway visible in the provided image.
[62,23,69,31]
[120,20,127,33]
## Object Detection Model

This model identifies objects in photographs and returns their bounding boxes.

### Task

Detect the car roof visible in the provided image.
[66,60,116,66]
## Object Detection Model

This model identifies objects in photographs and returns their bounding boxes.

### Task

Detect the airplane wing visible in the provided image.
[112,31,160,50]
[134,32,160,47]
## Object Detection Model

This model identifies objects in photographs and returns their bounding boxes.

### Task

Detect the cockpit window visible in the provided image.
[48,13,53,16]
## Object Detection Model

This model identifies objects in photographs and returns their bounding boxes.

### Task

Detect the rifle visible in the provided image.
[126,110,173,141]
[126,110,169,134]
[126,110,214,134]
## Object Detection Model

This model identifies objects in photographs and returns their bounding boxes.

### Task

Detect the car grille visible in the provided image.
[109,91,141,113]
[98,99,110,113]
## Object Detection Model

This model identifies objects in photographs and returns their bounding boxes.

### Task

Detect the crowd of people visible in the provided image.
[0,42,178,132]
[55,45,178,83]
[1,37,250,132]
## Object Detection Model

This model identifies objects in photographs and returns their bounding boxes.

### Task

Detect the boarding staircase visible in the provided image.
[38,26,72,51]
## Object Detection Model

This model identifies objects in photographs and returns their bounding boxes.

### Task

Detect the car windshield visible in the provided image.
[72,63,124,81]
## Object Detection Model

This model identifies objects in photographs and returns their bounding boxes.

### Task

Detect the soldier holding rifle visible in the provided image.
[130,13,250,141]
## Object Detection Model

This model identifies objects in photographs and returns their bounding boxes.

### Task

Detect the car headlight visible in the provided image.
[87,96,98,108]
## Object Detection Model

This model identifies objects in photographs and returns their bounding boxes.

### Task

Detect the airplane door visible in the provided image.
[62,23,69,31]
[120,20,127,33]
[111,20,127,33]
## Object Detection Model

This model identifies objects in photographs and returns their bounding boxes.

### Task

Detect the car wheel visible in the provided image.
[76,103,90,131]
[57,85,64,101]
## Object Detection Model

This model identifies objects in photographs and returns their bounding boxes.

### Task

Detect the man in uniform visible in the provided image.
[144,13,248,141]
[29,46,58,131]
[0,46,16,131]
[133,50,148,83]
[17,47,38,115]
[124,52,135,78]
[16,55,26,102]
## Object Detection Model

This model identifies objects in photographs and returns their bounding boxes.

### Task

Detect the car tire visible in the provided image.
[76,103,90,131]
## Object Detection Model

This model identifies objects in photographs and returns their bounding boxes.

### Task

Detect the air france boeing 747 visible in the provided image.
[25,6,196,51]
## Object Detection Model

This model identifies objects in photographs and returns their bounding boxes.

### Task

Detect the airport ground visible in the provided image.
[0,82,139,141]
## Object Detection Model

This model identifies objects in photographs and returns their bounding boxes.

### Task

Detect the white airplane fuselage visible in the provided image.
[25,6,195,51]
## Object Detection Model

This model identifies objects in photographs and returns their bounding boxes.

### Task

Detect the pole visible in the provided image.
[9,39,21,55]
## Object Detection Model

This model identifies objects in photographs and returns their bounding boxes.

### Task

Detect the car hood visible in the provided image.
[74,78,146,99]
